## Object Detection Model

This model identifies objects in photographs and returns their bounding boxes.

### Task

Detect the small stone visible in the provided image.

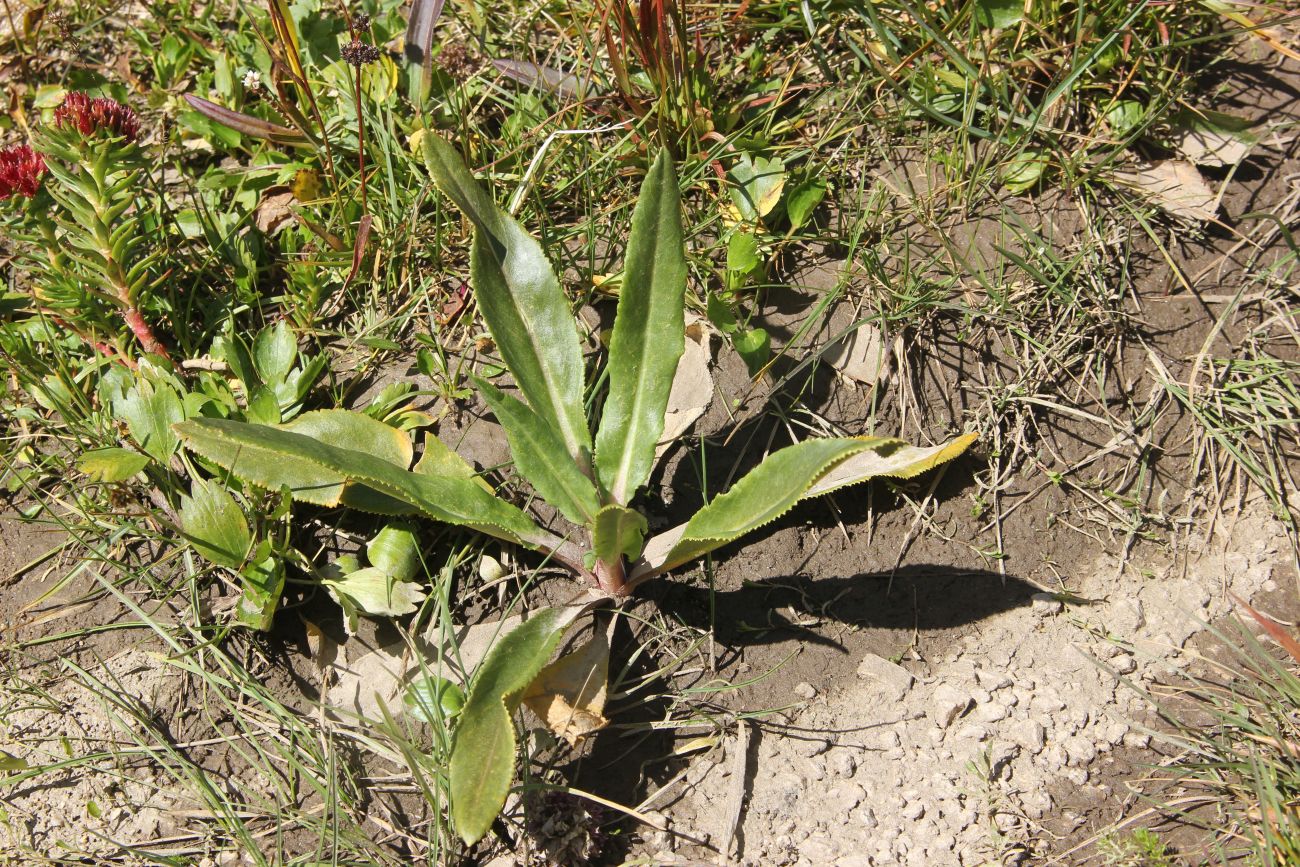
[1020,789,1053,819]
[975,701,1009,723]
[930,683,971,729]
[856,806,878,829]
[1010,720,1046,754]
[1123,731,1151,749]
[1063,736,1097,766]
[1111,598,1146,633]
[1112,654,1137,675]
[901,799,925,820]
[830,750,858,778]
[955,723,990,742]
[793,737,830,758]
[976,669,1013,691]
[1031,592,1063,615]
[794,681,817,700]
[988,740,1020,778]
[857,653,916,700]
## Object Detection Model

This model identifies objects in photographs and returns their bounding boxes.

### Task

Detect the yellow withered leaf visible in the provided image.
[522,626,610,745]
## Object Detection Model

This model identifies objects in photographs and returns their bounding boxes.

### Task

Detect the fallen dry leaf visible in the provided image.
[656,316,714,458]
[1175,127,1253,168]
[254,187,297,234]
[522,624,610,745]
[1113,161,1218,222]
[825,323,893,387]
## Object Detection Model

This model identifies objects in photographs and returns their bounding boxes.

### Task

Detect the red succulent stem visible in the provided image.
[123,306,169,359]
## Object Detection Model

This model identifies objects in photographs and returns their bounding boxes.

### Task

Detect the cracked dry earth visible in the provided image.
[651,499,1293,866]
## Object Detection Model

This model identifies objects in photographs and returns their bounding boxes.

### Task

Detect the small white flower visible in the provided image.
[242,70,262,91]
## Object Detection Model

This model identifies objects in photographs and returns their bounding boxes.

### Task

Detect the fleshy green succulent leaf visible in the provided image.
[476,377,600,525]
[630,433,976,582]
[174,418,541,544]
[179,477,253,570]
[366,523,421,582]
[449,605,586,844]
[422,134,592,467]
[594,150,688,505]
[591,504,648,564]
[325,566,426,617]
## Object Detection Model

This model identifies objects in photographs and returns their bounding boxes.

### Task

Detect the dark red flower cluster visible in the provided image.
[53,92,140,142]
[0,144,47,200]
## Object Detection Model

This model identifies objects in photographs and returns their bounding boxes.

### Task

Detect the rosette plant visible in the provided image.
[171,136,975,843]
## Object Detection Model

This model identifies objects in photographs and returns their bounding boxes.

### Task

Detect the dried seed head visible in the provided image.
[0,144,47,200]
[53,92,141,142]
[350,11,371,33]
[438,43,482,82]
[341,38,381,67]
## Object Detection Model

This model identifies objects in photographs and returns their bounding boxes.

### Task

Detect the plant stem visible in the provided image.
[594,557,628,596]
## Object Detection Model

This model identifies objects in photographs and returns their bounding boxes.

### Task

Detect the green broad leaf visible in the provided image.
[278,409,414,512]
[405,674,464,724]
[237,554,284,631]
[254,322,297,385]
[725,230,761,293]
[367,524,421,582]
[325,566,426,617]
[734,327,771,377]
[975,0,1024,29]
[1104,100,1145,138]
[415,434,494,493]
[729,153,785,222]
[179,477,253,569]
[477,378,600,524]
[0,750,28,772]
[591,504,648,564]
[785,177,827,230]
[449,606,585,844]
[115,378,185,464]
[78,447,150,483]
[803,432,978,497]
[174,418,541,545]
[594,151,688,505]
[422,134,592,467]
[1001,149,1047,193]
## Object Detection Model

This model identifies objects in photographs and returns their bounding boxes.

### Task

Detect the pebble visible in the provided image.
[974,701,1009,723]
[1009,719,1046,754]
[794,681,817,700]
[930,684,971,729]
[793,737,830,758]
[976,669,1013,691]
[857,653,916,701]
[831,750,857,778]
[1111,653,1137,675]
[1031,592,1064,615]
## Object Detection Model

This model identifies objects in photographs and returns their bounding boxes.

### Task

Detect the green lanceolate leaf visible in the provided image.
[804,433,978,498]
[594,151,688,505]
[279,409,415,513]
[449,605,585,844]
[477,377,600,524]
[404,0,446,107]
[422,134,592,467]
[415,434,494,493]
[179,477,253,569]
[591,504,648,564]
[631,434,977,583]
[174,418,541,544]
